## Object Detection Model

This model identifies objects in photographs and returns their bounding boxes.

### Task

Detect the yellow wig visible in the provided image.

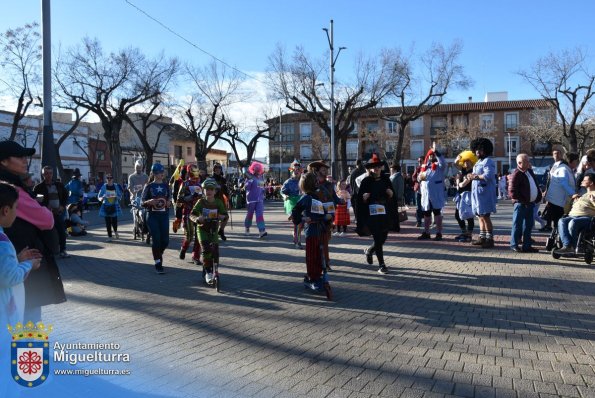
[456,150,478,167]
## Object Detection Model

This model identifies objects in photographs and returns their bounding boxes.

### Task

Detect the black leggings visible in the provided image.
[367,231,388,265]
[105,216,118,237]
[455,209,475,232]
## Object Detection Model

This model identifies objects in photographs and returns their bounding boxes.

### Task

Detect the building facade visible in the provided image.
[268,98,556,179]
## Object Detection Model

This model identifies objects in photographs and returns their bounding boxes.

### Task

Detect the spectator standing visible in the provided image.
[541,152,579,231]
[65,168,84,209]
[33,166,70,258]
[509,154,542,253]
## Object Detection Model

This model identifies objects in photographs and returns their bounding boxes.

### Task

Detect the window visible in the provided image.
[410,118,424,136]
[366,121,379,133]
[480,114,494,132]
[281,145,294,162]
[386,121,398,135]
[96,150,105,161]
[348,122,359,137]
[410,140,424,159]
[346,140,359,160]
[505,112,518,131]
[299,123,312,141]
[504,135,519,156]
[300,144,312,160]
[280,123,294,142]
[452,114,469,130]
[430,116,447,136]
[187,146,192,156]
[72,139,84,155]
[174,145,183,159]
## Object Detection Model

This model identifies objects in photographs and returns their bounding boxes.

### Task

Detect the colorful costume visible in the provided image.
[142,163,171,273]
[334,189,351,229]
[191,178,229,282]
[418,149,447,239]
[281,159,303,247]
[244,161,267,237]
[212,163,229,241]
[178,164,204,263]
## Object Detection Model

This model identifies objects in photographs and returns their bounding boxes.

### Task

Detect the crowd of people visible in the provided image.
[0,137,594,325]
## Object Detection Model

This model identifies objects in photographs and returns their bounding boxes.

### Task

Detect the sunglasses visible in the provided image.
[106,176,113,179]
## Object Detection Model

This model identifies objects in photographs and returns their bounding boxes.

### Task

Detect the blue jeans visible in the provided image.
[558,216,592,248]
[147,211,170,252]
[415,191,423,223]
[511,202,535,250]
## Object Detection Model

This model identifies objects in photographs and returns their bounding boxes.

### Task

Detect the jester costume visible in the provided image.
[191,178,229,282]
[178,164,204,264]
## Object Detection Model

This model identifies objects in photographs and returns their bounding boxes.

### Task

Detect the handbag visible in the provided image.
[398,207,408,222]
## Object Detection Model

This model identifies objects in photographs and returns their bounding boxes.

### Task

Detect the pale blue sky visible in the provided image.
[2,0,594,104]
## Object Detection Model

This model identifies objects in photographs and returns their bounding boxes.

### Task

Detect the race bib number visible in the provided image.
[134,184,143,192]
[202,208,218,220]
[310,199,324,215]
[105,190,116,198]
[369,204,386,216]
[323,202,335,214]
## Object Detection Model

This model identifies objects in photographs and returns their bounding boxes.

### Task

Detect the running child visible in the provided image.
[142,163,171,274]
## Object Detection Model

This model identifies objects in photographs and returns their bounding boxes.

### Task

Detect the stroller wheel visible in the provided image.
[551,250,561,260]
[585,252,593,265]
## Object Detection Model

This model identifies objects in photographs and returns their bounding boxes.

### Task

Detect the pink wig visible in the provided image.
[248,161,264,176]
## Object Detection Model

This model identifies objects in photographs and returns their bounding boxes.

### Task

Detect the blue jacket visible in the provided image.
[471,157,497,215]
[0,227,32,328]
[292,194,329,238]
[98,184,123,217]
[65,178,83,204]
[420,154,446,211]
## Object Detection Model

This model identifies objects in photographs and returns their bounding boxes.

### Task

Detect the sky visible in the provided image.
[1,0,594,157]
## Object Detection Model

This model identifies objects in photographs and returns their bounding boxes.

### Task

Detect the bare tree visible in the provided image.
[0,22,41,140]
[55,37,174,183]
[220,124,271,171]
[437,114,497,157]
[518,48,595,153]
[380,41,472,164]
[177,62,241,169]
[267,44,408,179]
[53,107,90,181]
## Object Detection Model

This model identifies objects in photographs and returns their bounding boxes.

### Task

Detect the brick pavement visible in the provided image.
[32,201,595,398]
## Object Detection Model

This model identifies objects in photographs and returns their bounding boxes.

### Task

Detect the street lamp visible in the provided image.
[323,19,346,179]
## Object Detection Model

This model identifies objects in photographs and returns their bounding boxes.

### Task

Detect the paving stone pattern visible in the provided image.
[44,201,595,398]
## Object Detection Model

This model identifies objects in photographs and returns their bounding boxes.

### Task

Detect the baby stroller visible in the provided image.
[551,217,595,265]
[131,197,146,241]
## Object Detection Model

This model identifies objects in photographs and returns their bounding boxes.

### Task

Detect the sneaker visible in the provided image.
[364,249,373,265]
[179,249,186,260]
[417,232,431,240]
[155,264,165,274]
[244,229,250,236]
[332,232,340,236]
[434,233,443,241]
[481,238,495,249]
[471,237,485,246]
[294,242,304,250]
[114,231,120,240]
[193,258,203,265]
[338,232,345,237]
[218,229,227,241]
[205,270,214,284]
[554,246,575,254]
[259,231,268,239]
[59,251,71,258]
[378,264,388,274]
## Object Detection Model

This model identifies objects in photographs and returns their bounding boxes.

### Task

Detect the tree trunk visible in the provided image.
[392,122,407,164]
[103,119,124,185]
[568,127,578,153]
[339,137,348,180]
[54,145,67,182]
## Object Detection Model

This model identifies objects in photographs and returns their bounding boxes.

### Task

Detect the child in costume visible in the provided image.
[169,160,186,233]
[454,150,477,242]
[244,161,267,238]
[191,178,228,284]
[177,164,204,265]
[292,172,332,298]
[281,159,304,248]
[142,163,171,274]
[67,203,89,236]
[0,182,42,327]
[212,163,230,241]
[333,179,351,236]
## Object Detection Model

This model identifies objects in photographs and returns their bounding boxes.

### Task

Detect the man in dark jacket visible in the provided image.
[509,153,543,253]
[34,166,70,258]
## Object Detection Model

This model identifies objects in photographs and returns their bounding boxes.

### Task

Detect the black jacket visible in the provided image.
[33,180,68,208]
[509,168,543,205]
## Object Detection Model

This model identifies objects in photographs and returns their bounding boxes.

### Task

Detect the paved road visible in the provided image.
[28,201,595,397]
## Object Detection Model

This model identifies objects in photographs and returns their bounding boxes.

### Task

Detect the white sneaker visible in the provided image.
[205,272,214,284]
[244,229,250,236]
[339,232,345,237]
[259,231,268,239]
[114,231,120,240]
[332,232,339,236]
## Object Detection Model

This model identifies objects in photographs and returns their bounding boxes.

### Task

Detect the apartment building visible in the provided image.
[268,95,555,179]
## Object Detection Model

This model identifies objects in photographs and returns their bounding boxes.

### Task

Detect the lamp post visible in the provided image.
[278,108,282,182]
[41,0,57,175]
[323,19,346,179]
[507,132,512,172]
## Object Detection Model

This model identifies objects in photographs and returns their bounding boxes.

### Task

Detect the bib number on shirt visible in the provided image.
[323,202,335,214]
[369,204,386,215]
[311,199,324,215]
[202,208,218,220]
